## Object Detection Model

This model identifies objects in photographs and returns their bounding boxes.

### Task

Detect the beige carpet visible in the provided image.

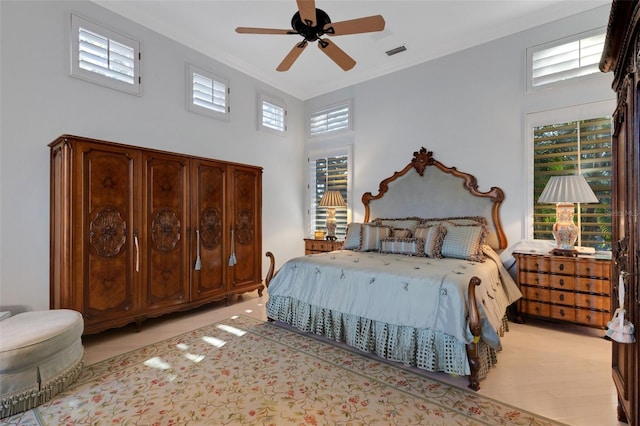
[3,316,566,425]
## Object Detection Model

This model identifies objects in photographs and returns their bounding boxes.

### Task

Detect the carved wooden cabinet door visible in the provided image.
[190,159,228,301]
[142,152,190,312]
[75,141,142,331]
[227,165,262,294]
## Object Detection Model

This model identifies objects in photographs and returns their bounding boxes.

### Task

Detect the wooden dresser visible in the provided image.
[304,238,343,254]
[50,135,263,334]
[514,253,611,328]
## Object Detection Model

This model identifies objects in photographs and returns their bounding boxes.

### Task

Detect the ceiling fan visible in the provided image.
[235,0,385,72]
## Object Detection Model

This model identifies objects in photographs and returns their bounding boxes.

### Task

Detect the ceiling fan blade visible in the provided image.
[236,27,295,35]
[318,39,356,71]
[323,15,385,36]
[296,0,316,26]
[277,41,308,72]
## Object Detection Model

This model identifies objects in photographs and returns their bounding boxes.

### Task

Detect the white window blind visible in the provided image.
[533,116,612,250]
[259,94,286,134]
[187,64,229,120]
[527,28,605,91]
[309,100,351,136]
[70,14,141,95]
[308,146,351,239]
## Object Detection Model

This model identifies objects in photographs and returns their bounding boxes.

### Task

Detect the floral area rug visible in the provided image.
[3,315,565,425]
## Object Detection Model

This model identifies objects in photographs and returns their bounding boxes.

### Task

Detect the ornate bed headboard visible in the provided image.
[362,147,507,250]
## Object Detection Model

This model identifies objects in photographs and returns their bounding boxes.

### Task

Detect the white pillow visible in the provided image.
[440,223,487,261]
[359,223,392,251]
[414,224,447,258]
[344,223,363,250]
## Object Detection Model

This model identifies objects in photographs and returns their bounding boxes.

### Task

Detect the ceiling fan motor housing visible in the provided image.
[291,8,331,41]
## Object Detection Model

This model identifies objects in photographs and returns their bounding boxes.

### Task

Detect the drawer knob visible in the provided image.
[586,283,591,290]
[560,308,566,317]
[559,294,565,301]
[559,278,565,286]
[559,264,565,271]
[586,299,591,306]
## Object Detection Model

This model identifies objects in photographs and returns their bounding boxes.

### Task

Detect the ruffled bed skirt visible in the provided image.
[267,295,502,379]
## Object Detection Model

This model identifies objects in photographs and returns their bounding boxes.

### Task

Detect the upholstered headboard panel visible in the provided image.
[362,148,507,250]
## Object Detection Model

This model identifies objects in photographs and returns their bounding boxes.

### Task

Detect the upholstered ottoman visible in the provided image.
[0,309,84,418]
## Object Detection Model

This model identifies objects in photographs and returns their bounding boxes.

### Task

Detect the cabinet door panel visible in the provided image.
[191,160,227,300]
[79,144,139,322]
[143,153,190,310]
[228,166,262,291]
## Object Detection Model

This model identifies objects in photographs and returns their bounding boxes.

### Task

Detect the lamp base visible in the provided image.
[551,248,578,257]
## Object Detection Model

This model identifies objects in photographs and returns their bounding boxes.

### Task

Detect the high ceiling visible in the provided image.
[94,0,609,100]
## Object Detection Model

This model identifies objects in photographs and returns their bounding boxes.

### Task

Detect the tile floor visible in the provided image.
[81,291,625,426]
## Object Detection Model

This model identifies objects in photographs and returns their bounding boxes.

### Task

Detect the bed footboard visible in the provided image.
[466,276,482,391]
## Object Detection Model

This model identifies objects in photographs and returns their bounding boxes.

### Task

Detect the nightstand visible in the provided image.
[514,252,611,328]
[304,238,343,254]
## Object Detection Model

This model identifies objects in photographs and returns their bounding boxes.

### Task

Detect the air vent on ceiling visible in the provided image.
[385,45,407,56]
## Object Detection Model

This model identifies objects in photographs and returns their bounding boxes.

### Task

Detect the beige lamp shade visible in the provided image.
[319,190,347,207]
[538,175,599,204]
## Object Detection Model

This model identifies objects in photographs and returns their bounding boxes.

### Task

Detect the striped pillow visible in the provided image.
[440,223,487,261]
[414,224,447,258]
[343,223,363,250]
[380,237,425,256]
[359,223,392,251]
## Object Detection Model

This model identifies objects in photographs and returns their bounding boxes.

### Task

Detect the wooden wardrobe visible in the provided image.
[49,135,263,334]
[600,1,640,424]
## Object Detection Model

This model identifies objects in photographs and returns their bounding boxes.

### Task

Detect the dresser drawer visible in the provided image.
[575,294,609,310]
[576,259,610,278]
[575,309,606,328]
[522,255,549,272]
[521,272,549,287]
[550,305,576,322]
[549,275,575,291]
[523,301,551,317]
[550,258,576,275]
[521,285,549,302]
[575,277,608,294]
[550,289,575,306]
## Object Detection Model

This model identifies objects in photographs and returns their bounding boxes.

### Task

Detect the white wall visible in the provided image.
[0,1,305,312]
[0,1,616,313]
[305,5,615,261]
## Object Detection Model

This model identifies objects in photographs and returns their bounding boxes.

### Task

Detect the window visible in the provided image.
[527,28,605,92]
[530,108,612,251]
[259,93,286,134]
[70,14,141,96]
[308,145,352,239]
[187,64,229,120]
[309,100,352,136]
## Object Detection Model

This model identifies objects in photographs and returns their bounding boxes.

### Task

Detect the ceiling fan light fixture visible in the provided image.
[386,45,407,56]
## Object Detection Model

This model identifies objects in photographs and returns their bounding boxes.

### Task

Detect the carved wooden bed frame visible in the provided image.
[265,147,508,391]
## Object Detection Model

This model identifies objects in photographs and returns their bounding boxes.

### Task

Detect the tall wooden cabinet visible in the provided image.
[600,2,640,424]
[50,135,263,334]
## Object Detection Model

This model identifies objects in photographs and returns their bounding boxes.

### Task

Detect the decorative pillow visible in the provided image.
[359,223,392,251]
[414,224,447,258]
[440,223,487,262]
[379,237,425,256]
[420,216,487,227]
[373,218,420,234]
[391,228,412,239]
[344,223,363,250]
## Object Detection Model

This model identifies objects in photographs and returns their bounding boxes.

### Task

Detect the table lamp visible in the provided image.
[538,175,599,256]
[318,190,346,241]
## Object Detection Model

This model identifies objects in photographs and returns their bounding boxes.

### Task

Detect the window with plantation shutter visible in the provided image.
[70,14,141,95]
[527,28,605,92]
[259,93,286,134]
[308,145,351,239]
[532,115,612,251]
[309,100,352,136]
[187,64,229,121]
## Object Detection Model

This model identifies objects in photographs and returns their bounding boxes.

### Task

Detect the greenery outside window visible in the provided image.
[533,116,612,251]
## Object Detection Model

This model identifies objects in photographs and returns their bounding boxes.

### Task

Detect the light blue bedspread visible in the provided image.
[266,247,521,346]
